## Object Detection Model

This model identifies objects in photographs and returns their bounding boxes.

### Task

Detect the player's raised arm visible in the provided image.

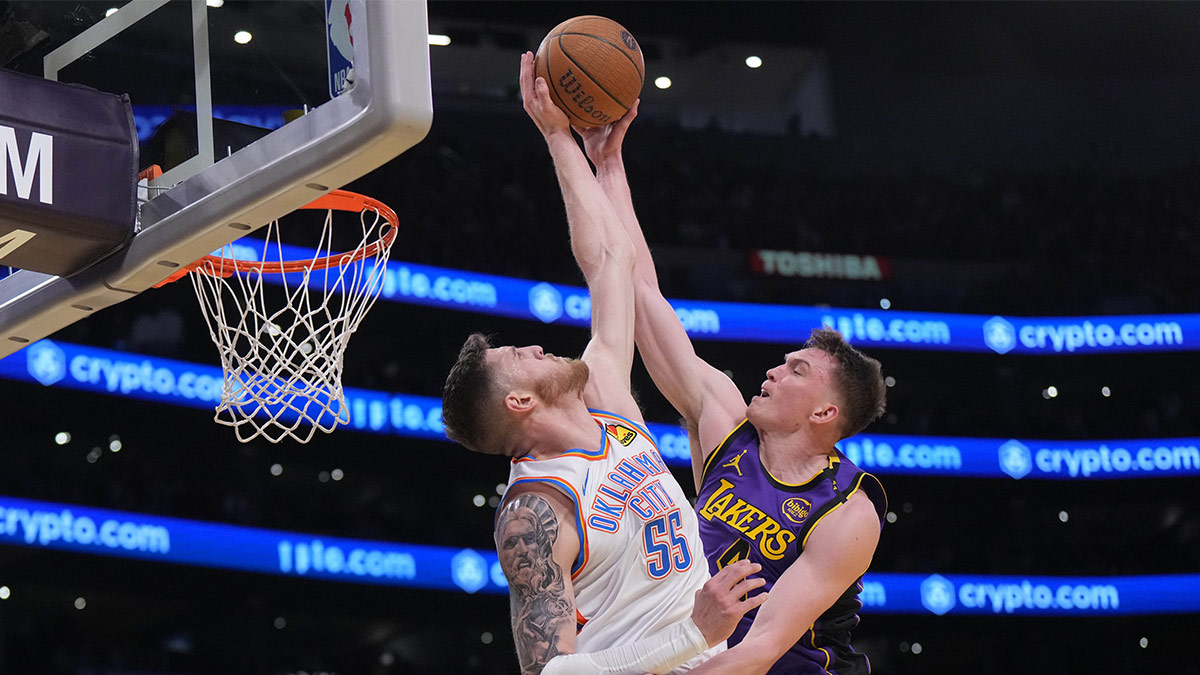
[577,103,746,485]
[519,52,639,422]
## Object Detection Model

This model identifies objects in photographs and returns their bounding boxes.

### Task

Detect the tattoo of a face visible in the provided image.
[496,494,572,674]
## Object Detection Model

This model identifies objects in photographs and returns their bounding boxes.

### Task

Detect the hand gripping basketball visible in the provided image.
[519,51,571,139]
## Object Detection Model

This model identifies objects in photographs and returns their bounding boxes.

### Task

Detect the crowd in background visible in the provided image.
[382,111,1200,316]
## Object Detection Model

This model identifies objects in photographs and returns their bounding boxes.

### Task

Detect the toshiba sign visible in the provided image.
[750,250,889,281]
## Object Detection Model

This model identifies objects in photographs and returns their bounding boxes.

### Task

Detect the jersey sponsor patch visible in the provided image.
[605,423,637,446]
[781,497,812,524]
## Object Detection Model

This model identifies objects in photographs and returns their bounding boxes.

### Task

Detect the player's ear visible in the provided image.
[811,403,838,426]
[505,392,536,414]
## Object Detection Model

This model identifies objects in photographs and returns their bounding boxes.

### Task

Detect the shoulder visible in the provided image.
[805,491,881,556]
[494,485,580,551]
[833,454,887,523]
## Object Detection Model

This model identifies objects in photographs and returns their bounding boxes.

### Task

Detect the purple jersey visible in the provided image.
[696,420,886,675]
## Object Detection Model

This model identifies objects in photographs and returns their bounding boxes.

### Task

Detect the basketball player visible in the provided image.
[441,53,768,675]
[572,100,889,674]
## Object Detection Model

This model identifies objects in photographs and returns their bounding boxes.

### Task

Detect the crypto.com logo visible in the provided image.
[983,316,1017,354]
[451,549,488,594]
[528,283,563,323]
[25,340,66,386]
[998,439,1033,480]
[920,574,957,616]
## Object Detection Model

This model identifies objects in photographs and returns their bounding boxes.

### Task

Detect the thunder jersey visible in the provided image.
[504,410,722,669]
[696,420,886,675]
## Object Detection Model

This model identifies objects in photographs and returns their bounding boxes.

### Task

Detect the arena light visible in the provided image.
[234,30,252,45]
[273,617,286,629]
[1140,637,1149,648]
[745,55,763,69]
[654,76,672,89]
[331,468,344,481]
[879,298,891,309]
[1059,510,1069,523]
[1101,386,1112,397]
[206,0,224,7]
[270,463,283,476]
[428,34,451,46]
[0,586,10,600]
[105,7,118,17]
[472,494,486,507]
[74,597,87,610]
[54,431,70,445]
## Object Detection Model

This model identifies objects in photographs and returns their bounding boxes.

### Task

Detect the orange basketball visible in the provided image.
[534,16,645,127]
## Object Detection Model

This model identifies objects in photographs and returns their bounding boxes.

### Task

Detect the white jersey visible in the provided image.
[505,410,723,670]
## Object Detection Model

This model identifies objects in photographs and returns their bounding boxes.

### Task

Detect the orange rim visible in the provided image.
[158,189,397,285]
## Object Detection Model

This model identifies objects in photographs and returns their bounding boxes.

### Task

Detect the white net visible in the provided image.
[189,195,395,443]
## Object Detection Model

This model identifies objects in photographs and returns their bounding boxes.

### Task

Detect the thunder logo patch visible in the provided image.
[605,424,637,446]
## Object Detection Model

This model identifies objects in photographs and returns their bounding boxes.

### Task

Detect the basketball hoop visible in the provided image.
[160,189,397,443]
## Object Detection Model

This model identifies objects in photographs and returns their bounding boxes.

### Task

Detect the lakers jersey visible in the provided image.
[696,420,886,675]
[504,410,721,669]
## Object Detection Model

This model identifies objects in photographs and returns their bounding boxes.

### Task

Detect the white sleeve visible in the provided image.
[539,616,712,675]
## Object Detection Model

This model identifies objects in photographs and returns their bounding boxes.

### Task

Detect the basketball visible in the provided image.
[534,16,645,127]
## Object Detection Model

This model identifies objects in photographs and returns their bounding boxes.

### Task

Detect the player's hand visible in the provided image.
[519,51,571,139]
[691,560,769,647]
[577,99,639,166]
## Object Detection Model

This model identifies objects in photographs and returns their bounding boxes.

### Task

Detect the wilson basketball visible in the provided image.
[534,16,644,127]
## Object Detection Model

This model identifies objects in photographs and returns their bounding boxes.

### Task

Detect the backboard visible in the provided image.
[0,0,432,358]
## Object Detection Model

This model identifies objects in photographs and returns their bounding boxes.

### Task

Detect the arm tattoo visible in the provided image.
[496,493,573,674]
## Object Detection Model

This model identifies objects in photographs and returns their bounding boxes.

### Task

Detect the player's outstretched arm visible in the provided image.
[577,105,746,485]
[519,51,640,422]
[686,493,882,675]
[540,560,769,675]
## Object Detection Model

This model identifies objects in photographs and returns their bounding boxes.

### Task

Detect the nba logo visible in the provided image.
[326,0,355,98]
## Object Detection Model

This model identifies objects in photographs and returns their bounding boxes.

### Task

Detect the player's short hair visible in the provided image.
[442,333,505,454]
[804,327,887,439]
